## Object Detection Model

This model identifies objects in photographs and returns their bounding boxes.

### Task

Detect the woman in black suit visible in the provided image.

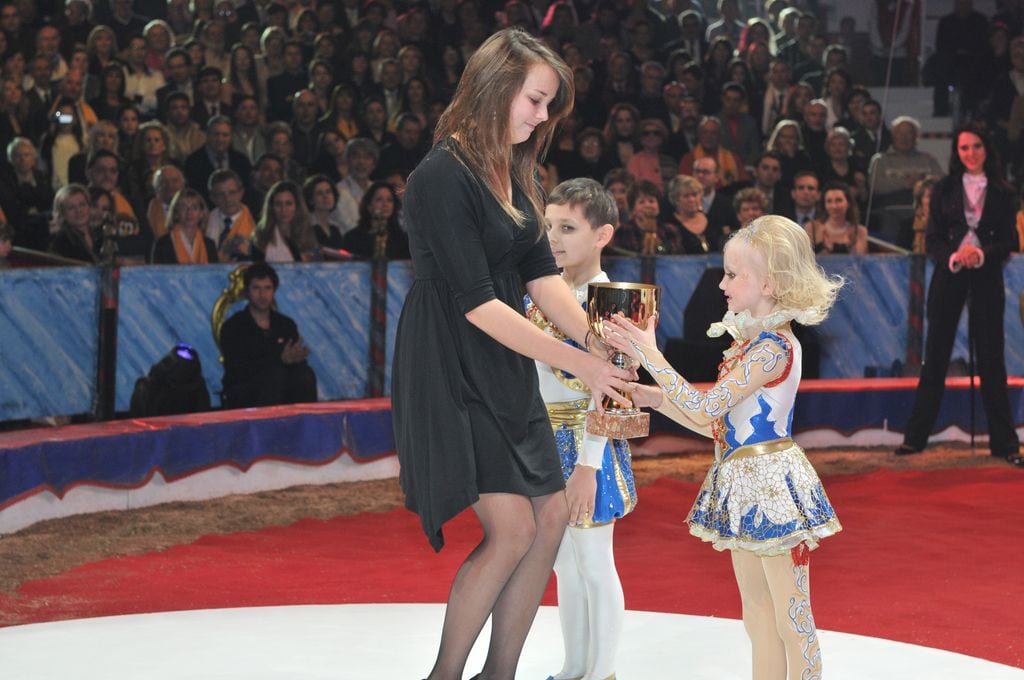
[897,122,1022,466]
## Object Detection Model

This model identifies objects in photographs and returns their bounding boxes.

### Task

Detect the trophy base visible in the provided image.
[586,410,650,439]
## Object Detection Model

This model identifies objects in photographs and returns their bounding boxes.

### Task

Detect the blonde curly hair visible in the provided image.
[729,214,843,325]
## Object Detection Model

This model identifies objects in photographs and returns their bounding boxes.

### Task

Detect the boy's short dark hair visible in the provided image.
[548,178,620,231]
[244,262,279,290]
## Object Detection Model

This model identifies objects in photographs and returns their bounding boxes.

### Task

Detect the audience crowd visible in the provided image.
[2,0,1024,267]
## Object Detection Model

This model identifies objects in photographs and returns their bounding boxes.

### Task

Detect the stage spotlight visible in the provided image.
[129,343,211,417]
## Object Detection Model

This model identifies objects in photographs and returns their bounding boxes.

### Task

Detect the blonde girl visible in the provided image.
[607,215,843,680]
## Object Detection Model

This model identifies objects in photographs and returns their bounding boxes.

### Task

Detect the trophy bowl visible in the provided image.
[586,282,661,439]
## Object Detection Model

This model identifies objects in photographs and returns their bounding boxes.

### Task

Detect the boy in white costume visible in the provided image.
[526,178,637,680]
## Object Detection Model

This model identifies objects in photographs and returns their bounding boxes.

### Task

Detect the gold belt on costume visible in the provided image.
[546,398,590,427]
[727,437,796,460]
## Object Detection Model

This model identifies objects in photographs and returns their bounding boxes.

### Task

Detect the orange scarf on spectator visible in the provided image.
[78,101,98,130]
[147,199,169,238]
[692,146,743,186]
[217,206,257,260]
[336,117,359,140]
[113,191,137,219]
[172,227,209,264]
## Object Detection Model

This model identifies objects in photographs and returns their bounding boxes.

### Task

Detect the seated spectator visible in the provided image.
[716,81,760,166]
[626,118,675,193]
[819,127,866,208]
[231,95,266,164]
[806,180,868,254]
[49,183,99,262]
[245,152,285,217]
[733,186,768,227]
[748,150,789,214]
[821,67,853,129]
[679,116,748,189]
[340,181,409,259]
[163,93,207,163]
[289,89,321,169]
[144,164,185,240]
[660,82,692,160]
[782,80,814,125]
[666,174,720,254]
[220,262,318,409]
[377,112,427,180]
[308,131,347,184]
[602,102,640,170]
[87,63,132,125]
[266,122,307,182]
[68,120,121,187]
[693,156,738,237]
[224,43,263,112]
[41,99,85,191]
[251,179,318,262]
[303,174,345,251]
[319,83,360,141]
[868,116,944,204]
[802,99,829,171]
[128,121,173,205]
[837,86,870,134]
[603,167,635,221]
[191,67,232,129]
[0,77,30,144]
[143,20,173,75]
[760,57,791,138]
[84,25,120,102]
[766,118,814,191]
[393,76,431,133]
[2,137,53,250]
[155,48,195,112]
[122,35,166,119]
[184,115,253,204]
[151,188,219,264]
[335,137,379,234]
[786,170,822,226]
[851,98,891,169]
[116,103,141,161]
[558,126,613,182]
[613,179,683,255]
[356,94,397,150]
[266,41,309,123]
[207,169,257,261]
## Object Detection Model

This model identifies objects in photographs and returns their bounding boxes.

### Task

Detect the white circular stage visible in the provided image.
[1,604,1020,679]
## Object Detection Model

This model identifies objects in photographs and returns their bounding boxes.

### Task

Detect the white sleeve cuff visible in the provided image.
[579,432,608,469]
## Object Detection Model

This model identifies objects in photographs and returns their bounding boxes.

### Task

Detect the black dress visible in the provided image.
[392,139,564,551]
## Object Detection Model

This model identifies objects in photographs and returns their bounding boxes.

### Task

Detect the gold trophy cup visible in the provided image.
[585,282,661,439]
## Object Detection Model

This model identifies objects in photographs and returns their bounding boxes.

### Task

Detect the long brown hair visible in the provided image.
[433,27,574,233]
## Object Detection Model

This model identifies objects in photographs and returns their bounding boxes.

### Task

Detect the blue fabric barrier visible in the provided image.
[0,402,395,508]
[2,256,1023,421]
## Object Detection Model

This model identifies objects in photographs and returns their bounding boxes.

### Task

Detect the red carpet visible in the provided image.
[2,468,1023,668]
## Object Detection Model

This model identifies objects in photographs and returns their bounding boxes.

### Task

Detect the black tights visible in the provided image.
[427,491,568,680]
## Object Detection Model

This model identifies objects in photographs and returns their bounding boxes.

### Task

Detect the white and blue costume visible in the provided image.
[525,272,637,526]
[526,272,635,680]
[635,309,840,556]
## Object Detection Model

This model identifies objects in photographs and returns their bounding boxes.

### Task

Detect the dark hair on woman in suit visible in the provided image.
[948,121,1005,182]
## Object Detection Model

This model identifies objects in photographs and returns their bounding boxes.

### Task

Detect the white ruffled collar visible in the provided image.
[707,308,820,340]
